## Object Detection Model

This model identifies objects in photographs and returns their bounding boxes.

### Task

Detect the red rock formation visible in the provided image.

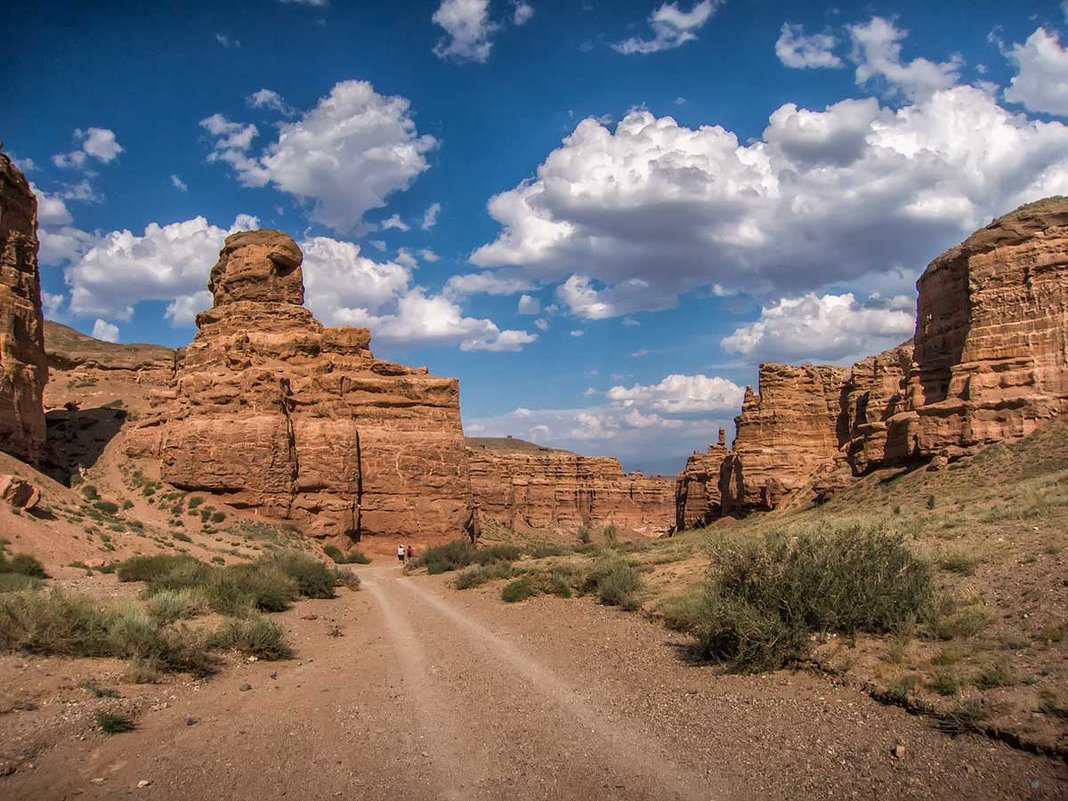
[467,439,674,531]
[720,364,849,513]
[675,196,1068,528]
[841,343,913,473]
[675,428,729,529]
[0,154,48,465]
[902,197,1068,459]
[129,230,477,545]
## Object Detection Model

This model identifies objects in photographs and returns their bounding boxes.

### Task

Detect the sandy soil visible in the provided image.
[3,565,1065,801]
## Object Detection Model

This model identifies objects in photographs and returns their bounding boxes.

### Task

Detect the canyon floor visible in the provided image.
[3,561,1065,801]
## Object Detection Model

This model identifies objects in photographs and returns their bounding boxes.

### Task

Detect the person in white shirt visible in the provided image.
[397,544,406,563]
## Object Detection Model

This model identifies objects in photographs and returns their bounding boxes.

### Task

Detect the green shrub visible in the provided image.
[266,553,336,599]
[976,659,1016,689]
[106,605,215,676]
[81,485,100,500]
[455,561,513,589]
[207,565,297,614]
[83,680,120,698]
[117,554,203,583]
[501,577,536,603]
[938,552,981,575]
[0,590,113,657]
[527,543,566,558]
[187,497,203,509]
[211,512,226,523]
[96,711,135,734]
[930,667,963,696]
[0,574,43,592]
[474,544,523,565]
[680,524,933,672]
[0,552,46,578]
[930,602,992,640]
[323,545,369,564]
[93,500,120,515]
[145,588,209,623]
[581,556,642,609]
[209,615,292,660]
[418,539,477,574]
[578,524,592,544]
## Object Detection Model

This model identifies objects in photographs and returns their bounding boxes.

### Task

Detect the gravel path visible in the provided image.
[6,565,1066,800]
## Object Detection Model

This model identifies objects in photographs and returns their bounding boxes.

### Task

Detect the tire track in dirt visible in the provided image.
[365,568,725,801]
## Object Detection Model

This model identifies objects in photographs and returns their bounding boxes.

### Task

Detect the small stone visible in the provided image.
[136,779,152,789]
[239,683,252,692]
[185,717,198,726]
[891,744,906,760]
[90,778,104,784]
[1030,779,1042,790]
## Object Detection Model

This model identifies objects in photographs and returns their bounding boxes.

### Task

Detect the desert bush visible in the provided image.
[93,500,120,515]
[580,556,642,610]
[527,543,566,559]
[117,554,202,583]
[83,680,120,698]
[107,605,215,676]
[602,524,620,546]
[577,524,592,544]
[418,539,478,574]
[206,564,298,614]
[455,561,514,589]
[474,543,524,565]
[211,511,226,523]
[930,601,992,640]
[930,667,963,695]
[266,553,336,599]
[501,577,536,603]
[81,485,99,500]
[680,524,932,672]
[209,615,292,660]
[936,699,989,735]
[0,552,46,578]
[145,588,209,623]
[323,545,371,565]
[96,711,135,734]
[0,574,43,592]
[976,658,1016,689]
[187,497,203,509]
[938,552,982,575]
[0,590,113,657]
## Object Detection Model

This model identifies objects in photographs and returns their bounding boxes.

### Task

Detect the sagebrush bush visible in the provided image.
[323,545,371,565]
[0,573,43,593]
[0,590,113,657]
[209,615,292,660]
[418,539,478,574]
[455,561,514,589]
[145,588,209,623]
[0,551,46,578]
[267,553,336,599]
[581,556,642,609]
[96,710,135,734]
[501,577,536,603]
[473,544,524,565]
[118,554,202,583]
[681,524,933,672]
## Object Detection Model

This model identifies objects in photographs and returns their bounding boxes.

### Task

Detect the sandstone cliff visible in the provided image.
[676,197,1068,526]
[720,363,849,513]
[675,428,729,530]
[0,154,48,464]
[467,438,674,531]
[128,230,477,545]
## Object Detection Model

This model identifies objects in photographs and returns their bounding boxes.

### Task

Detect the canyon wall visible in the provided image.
[128,230,477,545]
[675,429,729,530]
[676,196,1068,527]
[0,154,48,465]
[467,439,674,531]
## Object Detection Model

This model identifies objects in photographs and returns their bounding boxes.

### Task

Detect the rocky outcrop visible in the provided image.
[0,154,48,465]
[675,197,1068,526]
[675,428,729,530]
[128,230,477,545]
[44,321,176,383]
[467,438,674,531]
[720,364,849,513]
[902,197,1068,459]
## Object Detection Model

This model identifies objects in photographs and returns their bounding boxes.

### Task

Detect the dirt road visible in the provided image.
[6,566,1066,800]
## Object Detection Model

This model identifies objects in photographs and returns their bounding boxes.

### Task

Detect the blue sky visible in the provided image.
[4,0,1068,473]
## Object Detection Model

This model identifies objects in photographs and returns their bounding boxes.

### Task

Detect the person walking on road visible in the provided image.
[406,544,414,562]
[397,543,405,563]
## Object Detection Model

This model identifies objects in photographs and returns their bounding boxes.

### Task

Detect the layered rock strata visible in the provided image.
[675,428,729,530]
[467,439,674,531]
[676,197,1068,526]
[128,230,477,544]
[0,154,48,464]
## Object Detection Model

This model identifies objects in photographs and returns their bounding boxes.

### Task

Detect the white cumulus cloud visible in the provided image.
[847,16,961,99]
[471,81,1068,318]
[1004,27,1068,117]
[776,23,842,69]
[613,0,720,55]
[91,319,119,343]
[53,127,123,169]
[201,80,436,233]
[433,0,497,63]
[721,292,915,363]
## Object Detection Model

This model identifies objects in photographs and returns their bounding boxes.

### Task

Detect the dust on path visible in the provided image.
[5,566,1066,801]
